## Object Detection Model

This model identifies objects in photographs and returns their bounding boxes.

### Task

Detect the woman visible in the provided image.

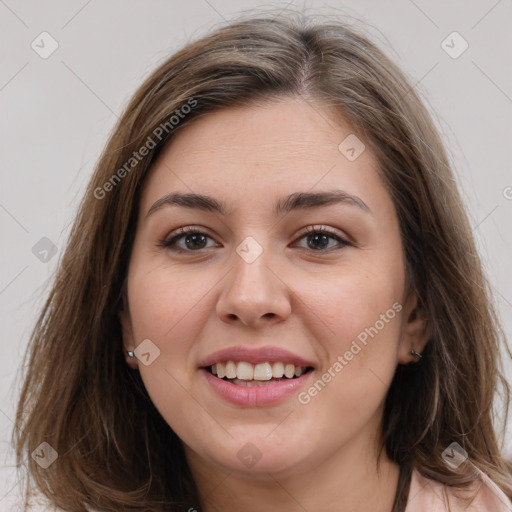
[13,10,512,512]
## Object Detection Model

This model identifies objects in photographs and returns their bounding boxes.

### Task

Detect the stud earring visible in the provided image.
[126,350,135,358]
[410,349,422,360]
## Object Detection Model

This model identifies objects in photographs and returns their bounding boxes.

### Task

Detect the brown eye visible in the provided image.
[294,226,350,252]
[161,227,219,252]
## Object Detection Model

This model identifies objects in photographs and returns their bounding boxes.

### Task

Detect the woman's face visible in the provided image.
[121,97,426,477]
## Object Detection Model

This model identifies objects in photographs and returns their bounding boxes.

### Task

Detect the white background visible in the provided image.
[1,1,511,509]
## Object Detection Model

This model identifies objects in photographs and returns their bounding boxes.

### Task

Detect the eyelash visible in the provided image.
[159,225,351,254]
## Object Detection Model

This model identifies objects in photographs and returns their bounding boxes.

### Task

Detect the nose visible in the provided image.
[216,246,292,328]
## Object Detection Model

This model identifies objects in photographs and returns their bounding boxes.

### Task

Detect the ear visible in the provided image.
[120,309,139,369]
[397,291,430,365]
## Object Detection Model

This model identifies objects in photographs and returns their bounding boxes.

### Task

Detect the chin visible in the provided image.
[198,435,312,477]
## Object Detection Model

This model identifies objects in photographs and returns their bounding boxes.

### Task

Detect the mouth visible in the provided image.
[205,361,315,387]
[199,346,316,405]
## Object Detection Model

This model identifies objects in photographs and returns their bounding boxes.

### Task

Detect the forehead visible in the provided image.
[139,98,387,215]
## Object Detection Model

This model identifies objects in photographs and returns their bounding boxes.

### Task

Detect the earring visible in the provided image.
[410,349,422,360]
[126,350,135,358]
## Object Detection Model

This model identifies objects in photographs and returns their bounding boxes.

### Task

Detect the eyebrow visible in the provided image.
[146,189,371,219]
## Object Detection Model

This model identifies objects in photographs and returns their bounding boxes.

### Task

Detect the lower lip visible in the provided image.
[201,368,313,406]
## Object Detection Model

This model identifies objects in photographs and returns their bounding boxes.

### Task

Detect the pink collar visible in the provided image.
[405,467,512,511]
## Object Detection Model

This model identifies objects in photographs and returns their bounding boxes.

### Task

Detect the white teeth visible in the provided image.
[272,362,284,378]
[236,361,254,380]
[210,361,309,380]
[284,364,295,378]
[225,361,237,379]
[253,362,273,381]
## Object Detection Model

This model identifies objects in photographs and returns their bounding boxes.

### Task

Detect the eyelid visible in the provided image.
[160,225,218,248]
[293,225,352,249]
[299,224,346,238]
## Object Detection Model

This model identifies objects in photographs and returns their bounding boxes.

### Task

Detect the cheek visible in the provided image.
[303,261,404,350]
[127,262,213,341]
[297,265,404,417]
[125,263,213,408]
[298,259,404,415]
[126,267,211,431]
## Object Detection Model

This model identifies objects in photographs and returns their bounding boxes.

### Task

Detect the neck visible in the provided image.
[185,432,400,512]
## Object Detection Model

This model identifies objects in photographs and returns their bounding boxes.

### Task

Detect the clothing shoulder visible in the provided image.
[405,466,512,511]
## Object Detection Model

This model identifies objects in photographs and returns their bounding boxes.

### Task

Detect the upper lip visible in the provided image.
[199,346,315,368]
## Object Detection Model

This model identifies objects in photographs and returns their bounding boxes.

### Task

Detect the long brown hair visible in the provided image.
[13,9,512,511]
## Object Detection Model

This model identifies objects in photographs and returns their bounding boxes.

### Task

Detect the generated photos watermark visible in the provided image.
[94,97,197,200]
[298,301,403,405]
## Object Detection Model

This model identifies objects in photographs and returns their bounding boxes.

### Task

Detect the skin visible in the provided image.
[121,96,429,512]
